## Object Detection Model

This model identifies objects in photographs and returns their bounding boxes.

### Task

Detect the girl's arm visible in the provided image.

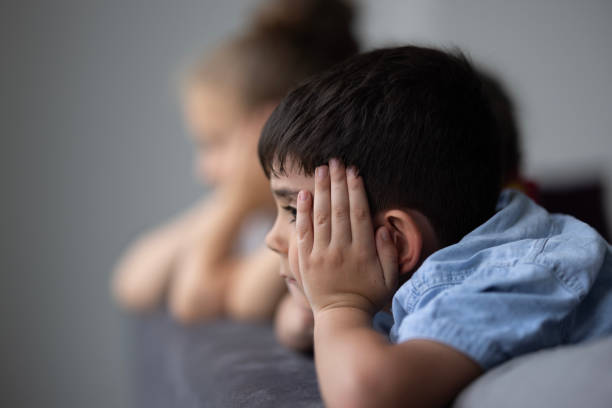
[167,192,282,323]
[225,248,286,321]
[111,200,210,311]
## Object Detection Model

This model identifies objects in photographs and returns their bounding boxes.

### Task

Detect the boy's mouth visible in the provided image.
[279,266,297,285]
[282,275,298,285]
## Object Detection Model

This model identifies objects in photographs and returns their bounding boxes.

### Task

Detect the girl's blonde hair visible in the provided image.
[187,0,359,110]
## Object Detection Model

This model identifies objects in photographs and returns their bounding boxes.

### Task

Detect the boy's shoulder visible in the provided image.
[406,189,609,297]
[389,189,612,369]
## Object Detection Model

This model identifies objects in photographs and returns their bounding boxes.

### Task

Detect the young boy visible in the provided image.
[258,46,612,407]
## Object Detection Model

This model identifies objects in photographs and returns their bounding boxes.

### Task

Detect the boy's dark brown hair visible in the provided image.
[479,70,522,184]
[258,45,503,246]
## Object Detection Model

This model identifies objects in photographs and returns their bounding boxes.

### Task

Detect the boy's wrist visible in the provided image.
[313,305,373,330]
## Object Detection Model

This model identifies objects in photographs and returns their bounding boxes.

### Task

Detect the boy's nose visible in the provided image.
[265,228,288,255]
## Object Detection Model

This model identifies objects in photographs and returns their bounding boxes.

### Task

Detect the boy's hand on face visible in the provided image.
[295,159,399,316]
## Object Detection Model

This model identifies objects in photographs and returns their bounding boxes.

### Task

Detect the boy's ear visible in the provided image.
[379,209,423,276]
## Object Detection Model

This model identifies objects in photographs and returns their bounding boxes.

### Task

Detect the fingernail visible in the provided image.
[298,190,307,201]
[347,166,358,177]
[316,166,328,180]
[329,158,340,169]
[380,227,390,242]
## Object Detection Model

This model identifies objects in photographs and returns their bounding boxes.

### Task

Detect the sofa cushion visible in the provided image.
[454,335,612,408]
[129,311,322,408]
[129,311,612,408]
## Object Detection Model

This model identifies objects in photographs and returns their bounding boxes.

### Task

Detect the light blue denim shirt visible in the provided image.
[389,189,612,370]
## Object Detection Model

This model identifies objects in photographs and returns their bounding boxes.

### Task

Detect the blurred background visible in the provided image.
[1,0,610,407]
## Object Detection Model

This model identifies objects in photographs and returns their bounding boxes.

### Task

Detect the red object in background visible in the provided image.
[506,176,609,241]
[539,180,610,241]
[506,176,541,203]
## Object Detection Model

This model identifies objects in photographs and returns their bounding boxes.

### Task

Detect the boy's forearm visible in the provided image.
[313,307,399,408]
[313,307,482,408]
[313,308,443,408]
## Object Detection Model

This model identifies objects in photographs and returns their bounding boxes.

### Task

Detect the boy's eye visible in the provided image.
[282,205,297,224]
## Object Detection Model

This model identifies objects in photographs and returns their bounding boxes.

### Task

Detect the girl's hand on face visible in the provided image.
[294,159,399,316]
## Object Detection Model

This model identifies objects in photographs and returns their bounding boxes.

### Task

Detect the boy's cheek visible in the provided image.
[287,241,310,301]
[288,235,300,279]
[287,280,311,309]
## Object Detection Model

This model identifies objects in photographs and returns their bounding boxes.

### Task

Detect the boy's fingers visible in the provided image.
[313,165,331,249]
[329,159,351,244]
[347,168,375,253]
[375,226,399,292]
[296,190,314,257]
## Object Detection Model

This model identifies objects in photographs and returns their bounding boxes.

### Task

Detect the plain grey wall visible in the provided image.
[1,1,610,407]
[1,1,246,407]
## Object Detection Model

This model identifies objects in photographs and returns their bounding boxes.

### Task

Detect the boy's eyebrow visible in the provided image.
[272,188,299,200]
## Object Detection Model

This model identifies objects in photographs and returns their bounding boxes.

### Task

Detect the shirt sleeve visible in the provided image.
[392,262,585,370]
